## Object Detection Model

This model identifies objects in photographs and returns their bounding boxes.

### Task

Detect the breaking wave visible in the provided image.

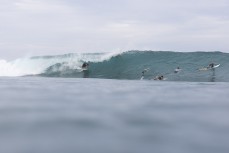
[0,51,228,82]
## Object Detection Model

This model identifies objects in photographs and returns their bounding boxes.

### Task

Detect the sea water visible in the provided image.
[1,51,229,82]
[0,77,229,153]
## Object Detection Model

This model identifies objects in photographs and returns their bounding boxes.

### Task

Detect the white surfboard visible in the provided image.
[174,68,182,73]
[79,67,88,72]
[199,64,220,71]
[213,64,220,68]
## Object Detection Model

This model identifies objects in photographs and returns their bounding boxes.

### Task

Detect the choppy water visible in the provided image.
[0,77,229,153]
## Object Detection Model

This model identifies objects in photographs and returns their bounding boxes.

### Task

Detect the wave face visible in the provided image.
[1,51,229,82]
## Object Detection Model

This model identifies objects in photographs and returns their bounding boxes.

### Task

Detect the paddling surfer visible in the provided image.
[174,67,181,73]
[154,75,164,80]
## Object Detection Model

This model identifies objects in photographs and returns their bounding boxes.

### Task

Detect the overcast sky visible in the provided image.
[1,0,229,59]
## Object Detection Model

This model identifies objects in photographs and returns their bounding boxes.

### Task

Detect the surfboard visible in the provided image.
[82,68,88,71]
[213,64,220,68]
[79,67,88,72]
[174,68,182,73]
[198,64,220,71]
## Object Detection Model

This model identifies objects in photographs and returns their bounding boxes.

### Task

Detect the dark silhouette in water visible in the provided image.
[208,63,215,69]
[154,75,164,80]
[82,62,89,69]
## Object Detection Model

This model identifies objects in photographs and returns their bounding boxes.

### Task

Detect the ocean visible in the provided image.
[0,51,229,153]
[0,51,229,81]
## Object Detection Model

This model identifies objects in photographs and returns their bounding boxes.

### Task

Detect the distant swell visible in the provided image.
[1,51,229,82]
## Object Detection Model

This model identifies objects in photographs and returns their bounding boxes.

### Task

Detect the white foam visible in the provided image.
[0,58,50,76]
[0,51,125,76]
[100,50,127,62]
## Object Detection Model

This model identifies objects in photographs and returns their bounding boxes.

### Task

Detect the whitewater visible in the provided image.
[0,51,123,77]
[0,51,228,82]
